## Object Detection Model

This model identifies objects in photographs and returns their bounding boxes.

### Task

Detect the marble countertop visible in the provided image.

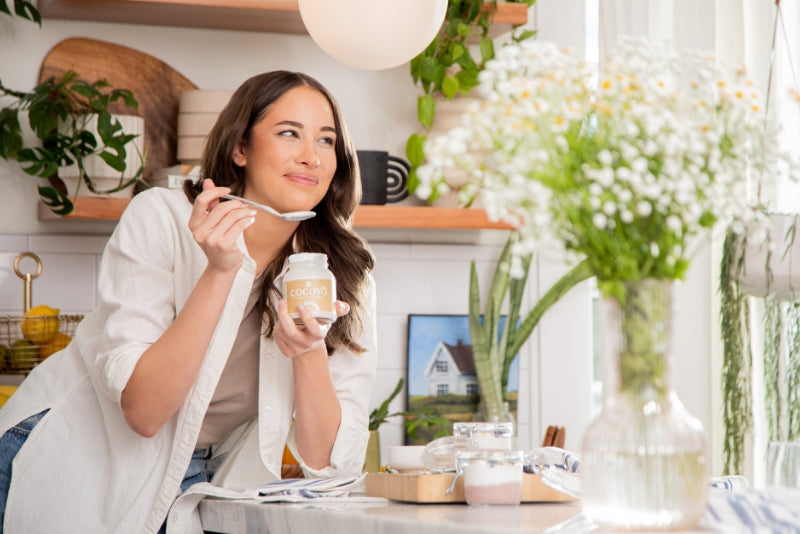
[200,499,586,534]
[198,499,726,534]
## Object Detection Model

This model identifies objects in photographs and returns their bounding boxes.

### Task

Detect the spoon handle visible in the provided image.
[221,194,278,216]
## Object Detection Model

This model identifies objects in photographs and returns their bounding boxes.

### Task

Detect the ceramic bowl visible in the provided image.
[386,445,426,473]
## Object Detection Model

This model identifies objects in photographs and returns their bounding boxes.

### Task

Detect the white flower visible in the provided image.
[418,36,795,282]
[593,212,608,229]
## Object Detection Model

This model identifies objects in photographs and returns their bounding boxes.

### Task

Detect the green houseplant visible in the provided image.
[405,0,536,198]
[469,232,592,421]
[1,1,146,215]
[0,71,146,215]
[366,377,451,471]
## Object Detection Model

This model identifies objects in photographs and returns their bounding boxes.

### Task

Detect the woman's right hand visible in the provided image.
[187,178,257,274]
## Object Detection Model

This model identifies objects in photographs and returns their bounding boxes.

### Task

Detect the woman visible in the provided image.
[0,71,377,533]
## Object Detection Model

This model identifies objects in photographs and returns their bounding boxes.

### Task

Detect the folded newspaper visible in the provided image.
[255,474,387,504]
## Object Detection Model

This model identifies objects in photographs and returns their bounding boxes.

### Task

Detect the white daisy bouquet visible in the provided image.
[417,37,792,298]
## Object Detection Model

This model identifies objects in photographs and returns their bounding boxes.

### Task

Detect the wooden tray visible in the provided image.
[364,473,576,504]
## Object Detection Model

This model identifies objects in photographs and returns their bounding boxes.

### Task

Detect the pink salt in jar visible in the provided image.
[456,450,524,505]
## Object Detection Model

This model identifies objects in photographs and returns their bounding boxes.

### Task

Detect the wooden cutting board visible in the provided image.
[39,37,199,180]
[364,473,576,504]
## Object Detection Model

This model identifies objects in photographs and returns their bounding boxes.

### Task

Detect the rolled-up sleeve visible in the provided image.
[86,189,189,405]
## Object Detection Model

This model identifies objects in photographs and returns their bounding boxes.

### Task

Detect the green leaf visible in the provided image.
[417,95,436,130]
[419,56,445,90]
[479,37,495,64]
[0,108,22,159]
[37,185,73,216]
[441,76,459,99]
[405,133,426,167]
[4,0,41,25]
[368,378,405,431]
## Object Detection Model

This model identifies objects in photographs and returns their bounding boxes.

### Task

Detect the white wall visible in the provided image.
[0,0,721,470]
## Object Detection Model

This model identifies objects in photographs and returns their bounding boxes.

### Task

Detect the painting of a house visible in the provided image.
[423,340,479,397]
[405,314,519,444]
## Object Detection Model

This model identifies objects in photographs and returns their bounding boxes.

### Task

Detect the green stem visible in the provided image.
[615,279,670,395]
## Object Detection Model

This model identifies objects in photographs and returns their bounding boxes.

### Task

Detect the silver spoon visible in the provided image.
[222,194,316,222]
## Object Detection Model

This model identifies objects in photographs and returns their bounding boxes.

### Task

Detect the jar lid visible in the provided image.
[420,436,479,472]
[288,252,327,263]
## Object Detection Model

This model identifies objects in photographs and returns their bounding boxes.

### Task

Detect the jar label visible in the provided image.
[285,279,334,319]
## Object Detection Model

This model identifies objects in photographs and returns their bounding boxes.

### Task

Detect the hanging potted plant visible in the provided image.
[405,0,537,201]
[719,213,800,477]
[0,70,146,215]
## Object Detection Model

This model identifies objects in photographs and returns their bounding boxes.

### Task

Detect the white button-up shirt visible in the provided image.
[0,187,377,533]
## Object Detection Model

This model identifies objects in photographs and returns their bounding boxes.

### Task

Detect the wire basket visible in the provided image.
[0,314,84,374]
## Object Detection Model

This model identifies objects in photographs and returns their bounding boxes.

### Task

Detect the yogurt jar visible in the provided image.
[456,450,524,505]
[283,253,337,326]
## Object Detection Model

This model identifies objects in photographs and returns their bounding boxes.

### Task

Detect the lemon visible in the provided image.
[21,305,60,344]
[39,332,71,358]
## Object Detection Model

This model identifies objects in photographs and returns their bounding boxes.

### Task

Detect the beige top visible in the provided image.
[197,271,266,449]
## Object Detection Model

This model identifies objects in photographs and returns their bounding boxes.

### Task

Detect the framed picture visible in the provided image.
[405,314,519,445]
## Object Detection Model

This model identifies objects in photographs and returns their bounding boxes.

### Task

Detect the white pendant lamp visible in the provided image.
[298,0,448,70]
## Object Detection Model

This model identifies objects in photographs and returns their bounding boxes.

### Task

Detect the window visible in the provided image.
[436,384,449,396]
[435,360,448,373]
[466,383,479,396]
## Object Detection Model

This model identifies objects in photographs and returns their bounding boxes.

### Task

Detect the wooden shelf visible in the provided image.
[37,197,513,230]
[37,0,528,34]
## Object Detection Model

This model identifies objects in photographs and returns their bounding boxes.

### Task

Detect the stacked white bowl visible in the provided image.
[177,90,233,165]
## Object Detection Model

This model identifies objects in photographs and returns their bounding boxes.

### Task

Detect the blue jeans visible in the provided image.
[0,409,49,533]
[0,410,214,534]
[158,446,214,534]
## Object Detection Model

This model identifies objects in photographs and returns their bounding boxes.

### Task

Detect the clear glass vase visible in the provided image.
[581,279,709,529]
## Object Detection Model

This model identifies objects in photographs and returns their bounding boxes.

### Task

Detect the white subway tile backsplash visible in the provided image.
[0,235,27,251]
[29,234,109,254]
[20,252,97,313]
[0,252,25,312]
[374,313,409,369]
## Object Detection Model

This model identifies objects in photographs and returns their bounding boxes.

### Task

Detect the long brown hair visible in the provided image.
[185,71,375,354]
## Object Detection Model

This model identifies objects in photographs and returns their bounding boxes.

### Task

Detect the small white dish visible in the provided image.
[387,445,426,473]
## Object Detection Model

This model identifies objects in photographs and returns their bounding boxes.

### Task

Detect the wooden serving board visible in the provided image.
[364,473,576,504]
[39,37,199,180]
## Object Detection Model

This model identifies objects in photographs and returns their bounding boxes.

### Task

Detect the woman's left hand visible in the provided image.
[274,300,349,358]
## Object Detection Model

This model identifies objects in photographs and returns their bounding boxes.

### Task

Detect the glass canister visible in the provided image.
[453,421,515,451]
[283,253,337,326]
[455,450,524,506]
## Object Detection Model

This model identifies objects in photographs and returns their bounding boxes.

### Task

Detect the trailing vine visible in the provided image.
[786,302,800,439]
[719,229,753,475]
[763,297,782,441]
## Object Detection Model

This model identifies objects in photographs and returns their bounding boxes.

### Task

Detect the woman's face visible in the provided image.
[234,85,338,214]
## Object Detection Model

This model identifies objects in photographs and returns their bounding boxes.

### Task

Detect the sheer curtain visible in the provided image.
[716,0,800,484]
[716,0,800,212]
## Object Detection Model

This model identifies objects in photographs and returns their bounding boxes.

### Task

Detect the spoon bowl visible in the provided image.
[222,194,316,222]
